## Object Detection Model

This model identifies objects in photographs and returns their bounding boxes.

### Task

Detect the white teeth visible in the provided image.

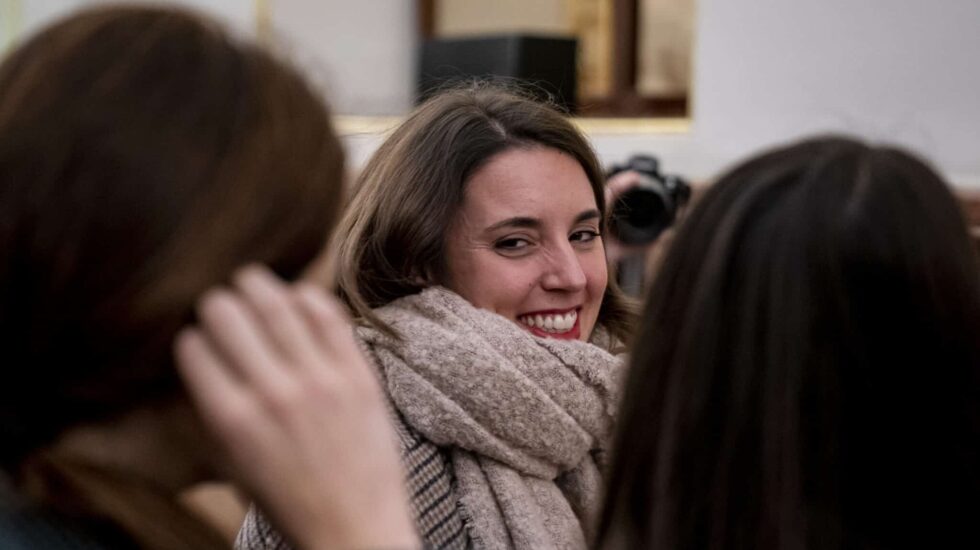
[519,311,578,333]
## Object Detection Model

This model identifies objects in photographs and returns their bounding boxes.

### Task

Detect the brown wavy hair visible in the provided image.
[335,84,635,345]
[0,5,344,547]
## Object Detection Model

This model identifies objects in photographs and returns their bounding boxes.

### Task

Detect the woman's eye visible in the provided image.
[571,230,601,243]
[495,237,531,251]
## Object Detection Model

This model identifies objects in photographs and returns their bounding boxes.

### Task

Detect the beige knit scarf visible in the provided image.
[357,287,623,550]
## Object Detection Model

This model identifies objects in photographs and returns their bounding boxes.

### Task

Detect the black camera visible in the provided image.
[607,155,691,245]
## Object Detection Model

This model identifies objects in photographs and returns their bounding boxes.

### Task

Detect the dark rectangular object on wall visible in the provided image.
[418,35,578,112]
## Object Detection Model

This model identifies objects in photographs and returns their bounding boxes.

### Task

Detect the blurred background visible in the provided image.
[3,0,979,211]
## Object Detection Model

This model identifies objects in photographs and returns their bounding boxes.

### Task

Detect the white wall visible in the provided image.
[684,0,980,187]
[270,0,416,116]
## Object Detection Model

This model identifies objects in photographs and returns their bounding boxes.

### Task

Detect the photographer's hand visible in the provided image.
[605,170,657,263]
[175,265,418,550]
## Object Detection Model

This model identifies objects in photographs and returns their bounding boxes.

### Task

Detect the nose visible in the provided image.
[540,242,588,292]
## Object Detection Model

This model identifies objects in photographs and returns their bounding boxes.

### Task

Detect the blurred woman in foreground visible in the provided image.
[598,136,980,549]
[0,6,413,549]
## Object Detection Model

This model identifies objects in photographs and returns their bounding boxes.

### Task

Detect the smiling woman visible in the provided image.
[238,84,636,550]
[332,84,635,346]
[443,147,609,342]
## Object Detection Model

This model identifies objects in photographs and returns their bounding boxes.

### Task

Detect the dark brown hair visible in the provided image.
[335,84,634,344]
[597,136,980,549]
[0,5,344,547]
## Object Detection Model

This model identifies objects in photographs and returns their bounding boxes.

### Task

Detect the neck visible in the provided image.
[14,402,232,550]
[48,401,215,493]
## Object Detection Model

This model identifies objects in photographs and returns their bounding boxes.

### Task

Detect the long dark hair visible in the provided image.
[0,5,344,547]
[335,83,635,345]
[597,136,980,549]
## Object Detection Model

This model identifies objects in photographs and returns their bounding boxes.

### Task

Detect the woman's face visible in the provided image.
[443,146,608,341]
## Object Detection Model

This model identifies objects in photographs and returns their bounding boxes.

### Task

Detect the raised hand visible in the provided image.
[175,266,418,550]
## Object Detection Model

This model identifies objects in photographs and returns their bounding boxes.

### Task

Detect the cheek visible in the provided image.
[480,261,536,313]
[579,252,608,340]
[584,251,609,302]
[446,254,531,314]
[442,240,481,300]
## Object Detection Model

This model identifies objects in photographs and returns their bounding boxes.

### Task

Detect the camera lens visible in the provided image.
[606,155,690,246]
[610,180,674,245]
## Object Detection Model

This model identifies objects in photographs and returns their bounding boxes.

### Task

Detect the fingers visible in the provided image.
[196,265,329,386]
[294,282,370,381]
[197,288,284,388]
[188,266,360,384]
[174,328,249,427]
[294,283,350,350]
[184,265,373,401]
[235,266,321,367]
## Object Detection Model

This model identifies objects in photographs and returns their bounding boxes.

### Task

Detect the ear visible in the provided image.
[414,262,442,287]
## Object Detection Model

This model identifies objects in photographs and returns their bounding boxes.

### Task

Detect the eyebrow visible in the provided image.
[483,209,601,233]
